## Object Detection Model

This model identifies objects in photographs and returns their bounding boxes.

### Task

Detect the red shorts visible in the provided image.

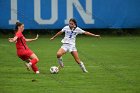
[17,49,33,61]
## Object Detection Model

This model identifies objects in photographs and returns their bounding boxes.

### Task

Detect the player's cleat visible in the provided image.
[59,62,64,68]
[58,57,64,68]
[35,71,40,74]
[25,63,31,71]
[83,69,88,73]
[57,65,63,71]
[79,62,88,73]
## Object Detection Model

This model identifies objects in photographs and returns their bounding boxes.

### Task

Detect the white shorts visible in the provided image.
[61,44,77,52]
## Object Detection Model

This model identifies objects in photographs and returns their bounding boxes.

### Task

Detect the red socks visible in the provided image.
[31,65,39,73]
[30,58,38,65]
[30,58,39,73]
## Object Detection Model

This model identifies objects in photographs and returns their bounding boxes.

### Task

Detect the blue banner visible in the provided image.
[0,0,140,29]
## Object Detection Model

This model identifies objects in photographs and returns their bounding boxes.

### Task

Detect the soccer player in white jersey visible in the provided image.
[50,18,100,73]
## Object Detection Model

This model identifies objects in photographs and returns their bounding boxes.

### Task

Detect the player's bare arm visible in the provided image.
[25,34,39,42]
[50,31,63,40]
[84,31,100,37]
[8,36,18,43]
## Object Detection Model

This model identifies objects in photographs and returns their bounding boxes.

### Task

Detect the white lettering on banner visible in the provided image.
[9,0,94,25]
[65,0,94,24]
[9,0,19,24]
[34,0,58,24]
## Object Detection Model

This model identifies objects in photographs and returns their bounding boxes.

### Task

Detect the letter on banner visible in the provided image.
[34,0,58,24]
[65,0,94,24]
[9,0,19,24]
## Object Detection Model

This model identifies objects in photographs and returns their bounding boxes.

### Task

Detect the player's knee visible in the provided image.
[57,52,62,58]
[36,58,39,62]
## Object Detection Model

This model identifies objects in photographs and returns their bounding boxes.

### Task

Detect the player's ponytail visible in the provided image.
[15,22,23,32]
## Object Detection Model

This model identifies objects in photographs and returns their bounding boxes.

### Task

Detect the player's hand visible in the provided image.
[50,37,54,40]
[95,35,101,38]
[8,38,13,42]
[35,34,39,40]
[8,38,17,43]
[95,35,100,37]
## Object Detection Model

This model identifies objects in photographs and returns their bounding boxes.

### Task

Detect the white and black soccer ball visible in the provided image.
[50,66,59,74]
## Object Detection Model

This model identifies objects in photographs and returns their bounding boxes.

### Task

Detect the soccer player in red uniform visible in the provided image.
[9,22,39,74]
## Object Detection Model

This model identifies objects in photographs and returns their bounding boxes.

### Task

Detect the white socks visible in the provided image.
[79,62,88,73]
[57,58,88,73]
[57,57,64,67]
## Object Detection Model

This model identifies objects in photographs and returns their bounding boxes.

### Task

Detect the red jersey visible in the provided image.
[15,31,33,60]
[15,31,29,50]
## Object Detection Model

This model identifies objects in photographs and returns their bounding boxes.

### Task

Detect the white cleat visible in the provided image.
[59,62,64,68]
[83,70,88,73]
[79,62,88,73]
[35,71,40,74]
[25,63,31,71]
[58,58,64,68]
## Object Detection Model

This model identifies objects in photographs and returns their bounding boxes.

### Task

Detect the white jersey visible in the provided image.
[61,26,85,45]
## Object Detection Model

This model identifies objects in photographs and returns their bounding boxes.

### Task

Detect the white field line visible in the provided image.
[64,65,128,68]
[0,44,10,47]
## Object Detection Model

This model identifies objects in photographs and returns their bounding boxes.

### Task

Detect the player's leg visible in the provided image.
[29,53,39,64]
[57,48,66,68]
[30,53,39,73]
[24,60,39,73]
[18,50,39,74]
[71,51,88,73]
[19,56,32,71]
[31,64,39,74]
[24,59,31,71]
[26,53,39,74]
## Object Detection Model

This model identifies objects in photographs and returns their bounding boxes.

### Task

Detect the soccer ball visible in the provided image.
[50,66,59,74]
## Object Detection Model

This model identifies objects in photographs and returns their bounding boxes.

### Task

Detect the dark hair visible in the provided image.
[69,18,77,27]
[15,22,23,32]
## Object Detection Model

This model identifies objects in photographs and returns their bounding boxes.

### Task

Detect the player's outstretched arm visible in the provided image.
[8,36,18,43]
[84,31,101,38]
[50,31,63,40]
[25,34,39,42]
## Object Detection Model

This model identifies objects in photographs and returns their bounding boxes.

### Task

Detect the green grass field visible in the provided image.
[0,35,140,93]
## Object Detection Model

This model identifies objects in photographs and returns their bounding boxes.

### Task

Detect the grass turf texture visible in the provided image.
[0,35,140,93]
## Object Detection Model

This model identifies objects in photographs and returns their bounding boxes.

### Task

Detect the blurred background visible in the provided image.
[0,0,140,36]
